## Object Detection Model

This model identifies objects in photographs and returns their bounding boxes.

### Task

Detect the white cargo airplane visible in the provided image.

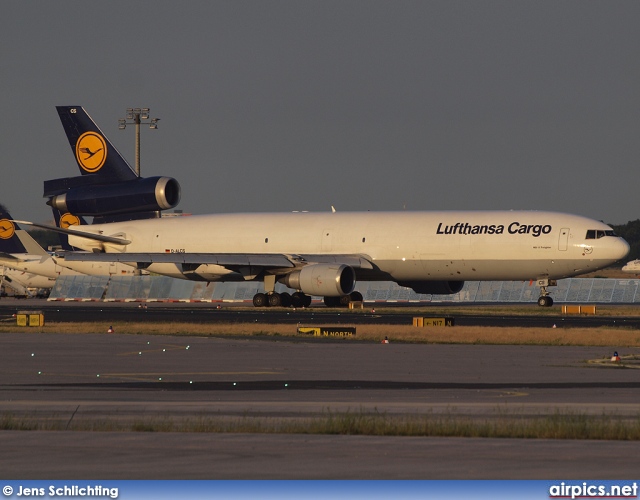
[0,206,144,281]
[23,106,630,308]
[0,266,55,297]
[622,260,640,274]
[21,209,630,307]
[0,209,57,296]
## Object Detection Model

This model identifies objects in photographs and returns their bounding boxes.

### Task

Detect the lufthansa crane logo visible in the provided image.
[0,219,15,239]
[75,132,107,173]
[60,213,81,229]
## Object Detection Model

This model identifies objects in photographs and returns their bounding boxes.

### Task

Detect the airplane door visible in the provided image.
[558,228,569,251]
[321,229,333,252]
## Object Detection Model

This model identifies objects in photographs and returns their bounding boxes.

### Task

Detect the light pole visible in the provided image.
[118,108,160,177]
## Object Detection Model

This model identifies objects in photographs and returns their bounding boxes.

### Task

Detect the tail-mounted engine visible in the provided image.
[45,176,181,216]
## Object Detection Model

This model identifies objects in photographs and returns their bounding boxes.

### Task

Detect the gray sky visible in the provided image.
[1,1,639,225]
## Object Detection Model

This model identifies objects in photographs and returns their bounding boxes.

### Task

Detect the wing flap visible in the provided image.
[298,254,374,269]
[61,252,374,269]
[62,252,295,268]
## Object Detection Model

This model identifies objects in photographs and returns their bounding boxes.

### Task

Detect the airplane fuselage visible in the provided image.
[0,267,56,291]
[0,253,81,279]
[69,210,629,283]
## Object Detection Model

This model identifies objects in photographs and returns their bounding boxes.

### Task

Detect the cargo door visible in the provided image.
[558,228,569,251]
[321,229,333,252]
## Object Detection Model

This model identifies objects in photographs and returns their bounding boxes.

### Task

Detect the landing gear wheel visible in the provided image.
[339,295,351,306]
[303,294,312,307]
[323,296,341,307]
[291,292,306,308]
[536,280,557,308]
[350,291,363,302]
[253,293,267,307]
[537,296,554,307]
[280,292,291,308]
[267,293,282,307]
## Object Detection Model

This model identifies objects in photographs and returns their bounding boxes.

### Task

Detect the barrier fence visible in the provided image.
[48,275,640,304]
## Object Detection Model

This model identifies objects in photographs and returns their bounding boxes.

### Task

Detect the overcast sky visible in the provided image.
[1,1,639,225]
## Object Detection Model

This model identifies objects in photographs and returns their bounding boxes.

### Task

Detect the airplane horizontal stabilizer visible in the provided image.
[12,221,130,245]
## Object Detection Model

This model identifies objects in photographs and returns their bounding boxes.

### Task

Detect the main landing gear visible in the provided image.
[323,291,364,307]
[252,290,364,308]
[253,291,311,308]
[536,279,557,307]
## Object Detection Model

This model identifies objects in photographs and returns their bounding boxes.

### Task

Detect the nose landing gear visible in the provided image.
[537,295,554,307]
[536,279,557,307]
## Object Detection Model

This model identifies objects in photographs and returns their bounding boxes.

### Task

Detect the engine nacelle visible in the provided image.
[47,176,181,216]
[398,280,465,295]
[281,264,356,297]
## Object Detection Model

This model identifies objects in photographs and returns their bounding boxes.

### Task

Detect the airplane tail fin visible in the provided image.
[55,106,137,181]
[0,204,47,256]
[51,207,87,251]
[45,106,180,218]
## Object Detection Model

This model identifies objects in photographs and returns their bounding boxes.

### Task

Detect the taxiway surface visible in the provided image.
[0,330,639,479]
[1,299,640,328]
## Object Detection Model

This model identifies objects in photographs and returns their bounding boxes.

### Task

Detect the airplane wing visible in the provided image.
[62,252,294,268]
[0,252,51,264]
[0,252,21,262]
[61,252,374,270]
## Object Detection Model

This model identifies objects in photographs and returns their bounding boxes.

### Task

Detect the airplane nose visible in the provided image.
[616,238,631,260]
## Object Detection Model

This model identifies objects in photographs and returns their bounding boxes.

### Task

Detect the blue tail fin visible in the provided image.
[55,106,137,181]
[0,204,47,256]
[51,207,87,251]
[45,106,180,222]
[0,204,26,254]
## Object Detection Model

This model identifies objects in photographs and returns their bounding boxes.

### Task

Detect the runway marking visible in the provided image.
[588,354,640,369]
[92,371,284,382]
[102,371,282,376]
[119,344,191,356]
[495,391,529,398]
[0,370,283,383]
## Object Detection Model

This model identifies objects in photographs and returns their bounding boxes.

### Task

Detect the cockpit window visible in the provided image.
[585,229,617,239]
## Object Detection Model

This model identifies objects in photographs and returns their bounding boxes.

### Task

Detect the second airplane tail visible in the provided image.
[0,204,48,257]
[51,207,87,251]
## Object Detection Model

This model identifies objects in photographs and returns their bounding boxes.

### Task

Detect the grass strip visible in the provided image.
[2,321,640,347]
[2,409,640,440]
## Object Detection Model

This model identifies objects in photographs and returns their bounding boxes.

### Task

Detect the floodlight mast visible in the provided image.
[118,107,160,177]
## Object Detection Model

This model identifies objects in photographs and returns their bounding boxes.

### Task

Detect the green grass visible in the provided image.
[3,409,640,440]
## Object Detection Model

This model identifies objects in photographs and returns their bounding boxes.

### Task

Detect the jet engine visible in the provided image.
[398,280,464,295]
[281,264,356,297]
[47,176,181,216]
